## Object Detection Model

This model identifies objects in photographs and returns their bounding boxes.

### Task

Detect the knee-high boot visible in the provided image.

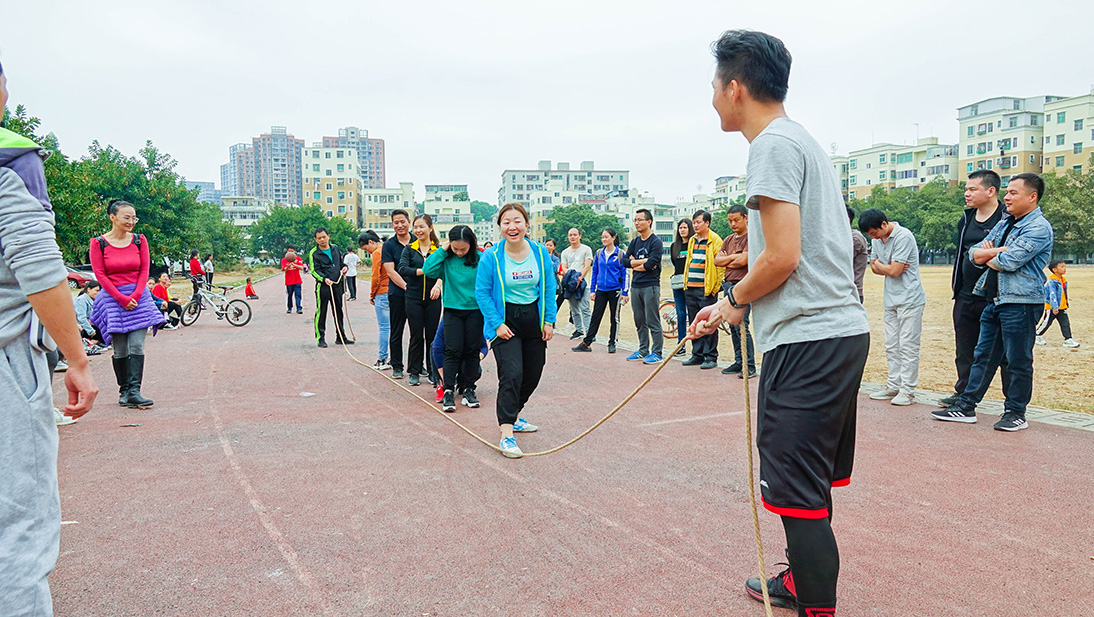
[126,354,154,408]
[113,356,130,406]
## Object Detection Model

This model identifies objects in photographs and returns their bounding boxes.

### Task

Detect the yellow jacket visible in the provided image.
[684,231,725,297]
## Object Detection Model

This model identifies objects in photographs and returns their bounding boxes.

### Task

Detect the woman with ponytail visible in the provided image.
[397,214,443,387]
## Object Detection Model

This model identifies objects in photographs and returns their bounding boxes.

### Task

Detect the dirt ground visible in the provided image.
[547,264,1093,415]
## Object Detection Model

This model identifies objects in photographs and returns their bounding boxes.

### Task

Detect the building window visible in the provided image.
[337,151,344,158]
[879,154,887,163]
[312,164,320,171]
[1045,136,1051,145]
[850,191,856,199]
[1075,119,1084,131]
[1075,165,1083,171]
[337,178,345,186]
[1057,135,1066,146]
[866,163,871,169]
[1074,143,1084,154]
[348,191,353,198]
[1009,116,1018,128]
[337,164,345,172]
[326,183,332,190]
[325,152,331,159]
[312,151,319,158]
[338,205,345,214]
[1057,112,1066,123]
[326,197,333,204]
[967,145,974,155]
[896,153,913,164]
[967,162,974,172]
[849,159,857,169]
[849,175,856,184]
[313,192,320,200]
[967,126,974,137]
[879,171,887,180]
[338,191,345,200]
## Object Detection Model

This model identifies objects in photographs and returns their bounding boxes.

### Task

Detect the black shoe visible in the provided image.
[335,339,354,345]
[700,360,718,370]
[572,342,592,352]
[607,343,616,354]
[570,331,584,340]
[317,339,328,348]
[994,411,1029,432]
[721,362,743,375]
[113,356,130,407]
[286,309,292,314]
[442,390,456,412]
[296,309,304,314]
[462,388,480,408]
[124,354,154,408]
[409,374,420,386]
[931,405,976,423]
[675,346,687,357]
[392,370,404,379]
[681,355,703,366]
[937,393,960,408]
[739,367,757,379]
[745,563,797,610]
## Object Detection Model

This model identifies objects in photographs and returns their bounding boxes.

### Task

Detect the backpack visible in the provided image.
[96,233,143,260]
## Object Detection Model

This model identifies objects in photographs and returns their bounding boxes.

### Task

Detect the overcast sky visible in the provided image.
[4,0,1093,205]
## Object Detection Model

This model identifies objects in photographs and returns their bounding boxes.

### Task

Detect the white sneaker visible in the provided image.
[1035,336,1047,346]
[869,389,899,400]
[499,436,523,458]
[890,393,915,406]
[1063,338,1081,348]
[54,408,77,426]
[53,360,68,373]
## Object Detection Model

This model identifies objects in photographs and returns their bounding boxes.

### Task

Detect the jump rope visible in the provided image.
[325,269,775,617]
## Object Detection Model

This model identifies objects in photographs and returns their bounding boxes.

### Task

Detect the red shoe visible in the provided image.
[435,386,444,403]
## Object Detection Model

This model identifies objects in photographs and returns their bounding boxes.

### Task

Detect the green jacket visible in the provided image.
[422,247,480,310]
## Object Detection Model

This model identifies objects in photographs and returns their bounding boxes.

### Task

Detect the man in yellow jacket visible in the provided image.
[682,209,725,369]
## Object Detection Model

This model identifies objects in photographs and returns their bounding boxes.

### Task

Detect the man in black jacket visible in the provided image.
[941,170,1008,406]
[308,227,351,348]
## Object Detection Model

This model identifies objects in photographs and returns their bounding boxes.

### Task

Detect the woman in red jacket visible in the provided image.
[89,200,166,408]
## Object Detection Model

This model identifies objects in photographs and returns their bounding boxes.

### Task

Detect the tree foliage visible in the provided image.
[470,200,496,223]
[543,203,629,246]
[847,178,966,253]
[247,205,359,260]
[1040,154,1094,257]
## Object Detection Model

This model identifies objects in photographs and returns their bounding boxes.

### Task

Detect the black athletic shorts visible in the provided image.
[757,333,869,519]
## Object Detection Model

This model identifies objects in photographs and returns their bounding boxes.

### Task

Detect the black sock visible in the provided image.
[781,515,839,616]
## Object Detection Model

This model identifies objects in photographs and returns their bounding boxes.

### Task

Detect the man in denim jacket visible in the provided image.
[933,173,1054,431]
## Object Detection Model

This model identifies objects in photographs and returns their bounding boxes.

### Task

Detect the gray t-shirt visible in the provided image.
[560,244,593,275]
[851,229,869,296]
[870,222,926,309]
[745,118,870,354]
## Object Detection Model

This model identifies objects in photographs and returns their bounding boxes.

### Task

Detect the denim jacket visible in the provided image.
[969,207,1054,305]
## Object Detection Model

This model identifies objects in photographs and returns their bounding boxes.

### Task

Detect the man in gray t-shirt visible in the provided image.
[559,228,593,338]
[859,208,926,406]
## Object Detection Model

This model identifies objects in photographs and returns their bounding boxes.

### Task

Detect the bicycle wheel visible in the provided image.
[659,300,678,339]
[181,301,201,326]
[224,299,252,327]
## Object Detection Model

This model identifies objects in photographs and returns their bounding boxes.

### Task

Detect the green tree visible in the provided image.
[1041,155,1094,258]
[543,203,628,246]
[470,200,496,223]
[847,180,965,254]
[453,190,469,202]
[248,205,358,261]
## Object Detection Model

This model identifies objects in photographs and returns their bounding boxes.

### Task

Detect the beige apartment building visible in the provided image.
[831,155,849,200]
[361,182,415,234]
[302,146,362,225]
[956,96,1063,183]
[1043,89,1094,173]
[846,138,959,200]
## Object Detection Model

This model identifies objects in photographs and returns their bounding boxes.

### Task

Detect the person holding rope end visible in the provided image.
[308,227,349,348]
[690,30,869,617]
[475,203,557,458]
[423,224,484,411]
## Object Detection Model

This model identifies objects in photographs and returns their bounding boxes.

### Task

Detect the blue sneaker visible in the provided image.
[512,417,538,433]
[499,436,523,458]
[643,353,663,364]
[626,351,644,361]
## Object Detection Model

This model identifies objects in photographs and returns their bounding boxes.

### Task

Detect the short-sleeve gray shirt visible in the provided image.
[870,223,926,309]
[561,244,593,274]
[745,118,870,354]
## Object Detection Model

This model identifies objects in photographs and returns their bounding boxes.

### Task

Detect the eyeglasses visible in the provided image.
[120,216,139,223]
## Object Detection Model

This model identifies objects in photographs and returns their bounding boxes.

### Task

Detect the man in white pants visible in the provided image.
[859,208,925,406]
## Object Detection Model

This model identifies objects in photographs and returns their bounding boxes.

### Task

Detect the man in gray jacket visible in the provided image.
[1,61,99,616]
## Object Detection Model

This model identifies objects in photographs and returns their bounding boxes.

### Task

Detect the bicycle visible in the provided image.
[658,297,732,339]
[181,276,252,327]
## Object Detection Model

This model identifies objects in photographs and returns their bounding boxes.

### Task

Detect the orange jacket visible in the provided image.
[370,248,389,299]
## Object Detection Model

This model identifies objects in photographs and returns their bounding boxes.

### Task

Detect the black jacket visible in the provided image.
[308,244,346,284]
[397,239,440,300]
[951,200,1003,299]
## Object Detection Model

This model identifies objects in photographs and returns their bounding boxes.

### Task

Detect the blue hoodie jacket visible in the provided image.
[590,245,629,297]
[474,239,558,343]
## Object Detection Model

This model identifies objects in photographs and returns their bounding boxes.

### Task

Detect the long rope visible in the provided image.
[740,320,774,617]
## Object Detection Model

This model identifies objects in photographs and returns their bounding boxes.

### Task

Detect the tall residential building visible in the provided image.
[185,181,226,204]
[712,175,747,208]
[956,96,1063,183]
[1042,89,1094,173]
[499,161,629,207]
[361,182,415,235]
[846,138,959,200]
[302,146,361,225]
[322,126,386,189]
[219,127,305,206]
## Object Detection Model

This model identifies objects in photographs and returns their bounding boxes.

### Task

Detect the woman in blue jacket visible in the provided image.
[571,228,628,354]
[475,203,558,458]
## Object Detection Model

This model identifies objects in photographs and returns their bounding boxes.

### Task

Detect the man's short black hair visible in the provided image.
[727,204,748,217]
[968,169,1001,195]
[1048,259,1065,271]
[711,30,792,103]
[391,209,409,221]
[1009,173,1045,203]
[846,206,856,225]
[313,227,329,237]
[635,208,653,222]
[857,208,888,233]
[692,209,712,223]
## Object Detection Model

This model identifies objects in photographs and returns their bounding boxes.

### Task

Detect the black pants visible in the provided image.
[81,326,105,345]
[345,276,357,300]
[1036,309,1072,339]
[164,300,183,326]
[684,287,719,361]
[405,295,441,382]
[952,295,1009,395]
[583,289,620,346]
[314,281,346,342]
[443,308,484,392]
[492,302,547,426]
[388,292,408,372]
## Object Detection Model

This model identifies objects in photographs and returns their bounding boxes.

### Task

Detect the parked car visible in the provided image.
[66,266,96,289]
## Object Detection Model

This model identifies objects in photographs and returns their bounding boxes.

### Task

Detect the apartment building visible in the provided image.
[302,146,361,225]
[421,184,475,238]
[712,175,747,208]
[956,96,1064,183]
[321,126,386,189]
[185,181,226,205]
[361,182,415,235]
[219,127,305,205]
[831,156,850,200]
[1042,89,1094,173]
[220,196,274,228]
[499,160,629,207]
[847,138,959,199]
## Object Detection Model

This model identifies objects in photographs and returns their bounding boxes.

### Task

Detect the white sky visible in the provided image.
[4,0,1093,205]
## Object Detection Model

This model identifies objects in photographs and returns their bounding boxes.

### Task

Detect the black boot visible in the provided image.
[113,356,130,407]
[125,354,154,408]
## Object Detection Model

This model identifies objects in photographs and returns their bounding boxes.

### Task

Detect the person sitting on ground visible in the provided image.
[151,273,182,329]
[74,281,107,349]
[1036,260,1079,348]
[244,277,259,299]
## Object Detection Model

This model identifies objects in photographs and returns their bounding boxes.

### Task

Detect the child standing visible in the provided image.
[244,277,259,299]
[1037,260,1079,348]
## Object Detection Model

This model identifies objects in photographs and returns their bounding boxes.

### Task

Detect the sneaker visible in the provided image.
[681,355,703,366]
[994,412,1029,432]
[626,351,645,361]
[700,360,718,370]
[512,417,538,433]
[442,390,456,412]
[607,343,616,354]
[1063,338,1081,348]
[869,388,898,400]
[739,367,758,379]
[744,562,797,610]
[373,359,392,370]
[54,360,68,373]
[937,393,960,408]
[890,393,915,406]
[408,374,420,386]
[499,436,523,458]
[54,408,78,426]
[296,309,304,314]
[931,406,977,423]
[435,386,445,403]
[335,339,354,345]
[462,388,480,408]
[721,362,743,375]
[643,353,663,364]
[317,339,328,348]
[286,309,292,314]
[1035,336,1047,346]
[392,370,404,380]
[571,342,592,352]
[161,323,178,331]
[675,346,687,357]
[569,331,584,340]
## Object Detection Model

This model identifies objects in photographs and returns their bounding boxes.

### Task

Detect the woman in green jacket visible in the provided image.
[423,224,483,412]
